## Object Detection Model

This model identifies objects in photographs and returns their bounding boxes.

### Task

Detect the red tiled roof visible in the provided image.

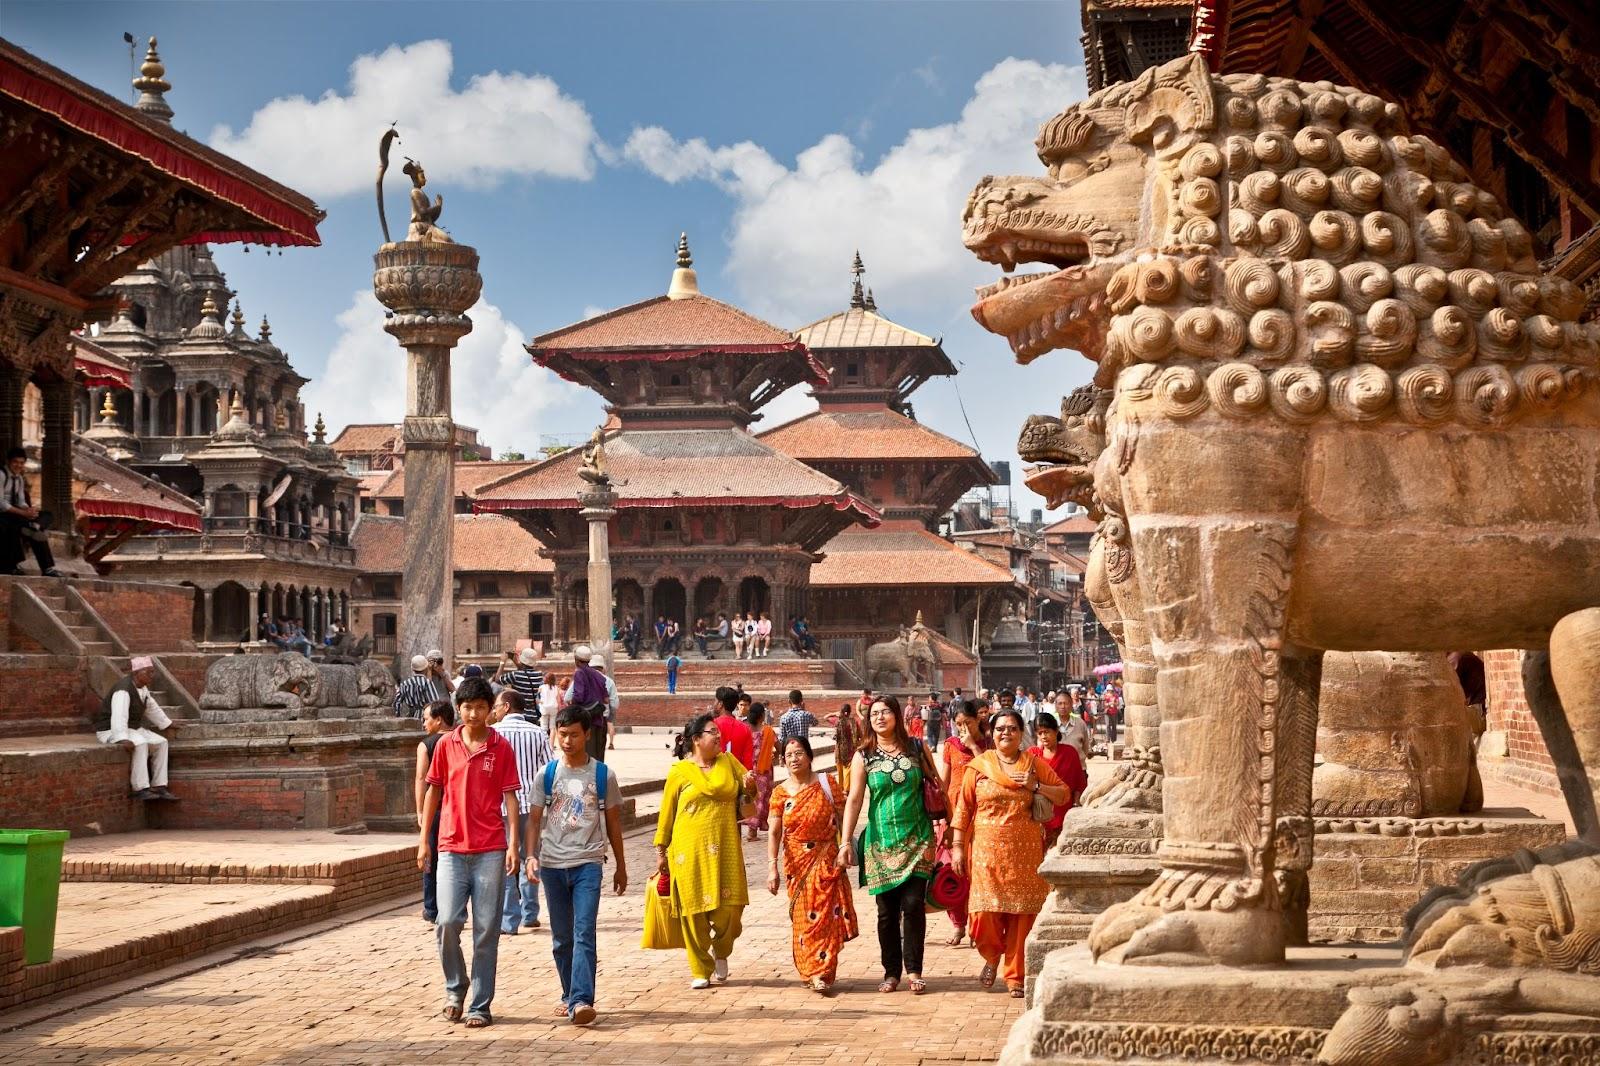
[760,408,988,463]
[353,513,553,575]
[357,471,393,498]
[533,293,795,351]
[810,527,1016,588]
[370,460,538,500]
[72,334,132,388]
[472,428,879,525]
[1042,515,1098,536]
[328,423,398,455]
[74,441,202,532]
[0,39,323,246]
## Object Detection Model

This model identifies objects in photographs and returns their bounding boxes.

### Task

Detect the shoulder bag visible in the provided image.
[915,739,949,821]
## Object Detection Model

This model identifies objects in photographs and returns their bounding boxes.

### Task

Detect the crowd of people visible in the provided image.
[411,646,1103,1028]
[617,611,821,660]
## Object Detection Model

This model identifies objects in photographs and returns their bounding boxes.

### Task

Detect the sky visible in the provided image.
[6,0,1094,519]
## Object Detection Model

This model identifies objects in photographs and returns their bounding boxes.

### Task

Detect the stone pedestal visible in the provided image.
[1003,943,1600,1066]
[371,241,482,668]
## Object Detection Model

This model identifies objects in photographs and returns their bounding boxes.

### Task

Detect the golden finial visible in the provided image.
[133,37,173,123]
[258,315,271,342]
[99,391,119,422]
[850,250,866,309]
[200,291,219,318]
[230,300,246,333]
[668,232,699,299]
[914,609,925,628]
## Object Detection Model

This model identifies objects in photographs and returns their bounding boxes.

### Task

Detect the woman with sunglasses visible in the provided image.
[766,735,858,992]
[838,695,936,994]
[950,708,1071,997]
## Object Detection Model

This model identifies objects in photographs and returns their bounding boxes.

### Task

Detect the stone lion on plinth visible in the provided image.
[962,51,1600,987]
[199,652,320,712]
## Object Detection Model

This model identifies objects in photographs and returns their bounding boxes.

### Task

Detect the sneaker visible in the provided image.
[500,925,518,936]
[570,1003,597,1026]
[712,957,729,984]
[42,568,62,578]
[521,920,540,930]
[690,978,710,990]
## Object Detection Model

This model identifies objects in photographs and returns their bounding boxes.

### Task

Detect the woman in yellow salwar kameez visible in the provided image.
[766,735,858,993]
[654,713,754,990]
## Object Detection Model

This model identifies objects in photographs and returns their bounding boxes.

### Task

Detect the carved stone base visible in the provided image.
[1024,807,1162,994]
[1003,944,1600,1065]
[1309,808,1567,942]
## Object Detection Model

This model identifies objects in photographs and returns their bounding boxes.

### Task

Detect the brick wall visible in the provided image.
[1480,649,1562,797]
[0,741,147,835]
[0,654,96,736]
[77,578,195,652]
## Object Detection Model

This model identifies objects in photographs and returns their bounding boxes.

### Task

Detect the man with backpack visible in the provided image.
[525,704,627,1027]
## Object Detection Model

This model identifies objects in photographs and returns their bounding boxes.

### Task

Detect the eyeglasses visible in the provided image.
[869,708,894,718]
[992,724,1021,734]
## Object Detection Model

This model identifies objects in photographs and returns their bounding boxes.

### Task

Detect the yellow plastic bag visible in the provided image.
[641,883,685,950]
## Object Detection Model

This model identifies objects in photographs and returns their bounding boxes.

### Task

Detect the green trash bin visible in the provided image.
[0,829,71,965]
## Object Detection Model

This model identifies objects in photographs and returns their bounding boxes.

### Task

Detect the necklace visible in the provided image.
[997,751,1022,766]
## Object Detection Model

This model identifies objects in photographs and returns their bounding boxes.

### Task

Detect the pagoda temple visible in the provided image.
[762,254,1015,649]
[473,236,879,645]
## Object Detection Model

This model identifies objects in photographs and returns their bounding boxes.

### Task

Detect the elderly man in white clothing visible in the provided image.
[97,656,178,801]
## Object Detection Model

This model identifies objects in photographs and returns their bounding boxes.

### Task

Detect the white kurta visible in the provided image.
[96,686,172,790]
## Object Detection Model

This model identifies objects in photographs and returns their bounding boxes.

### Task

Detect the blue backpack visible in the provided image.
[542,758,608,812]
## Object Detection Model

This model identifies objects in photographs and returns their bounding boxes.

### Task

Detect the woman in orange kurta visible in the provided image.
[766,735,859,991]
[951,708,1071,996]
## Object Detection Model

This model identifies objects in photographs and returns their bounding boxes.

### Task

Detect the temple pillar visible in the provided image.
[246,490,259,532]
[580,484,619,671]
[202,587,214,643]
[374,237,480,670]
[0,366,26,454]
[175,388,189,437]
[40,378,72,533]
[248,586,260,642]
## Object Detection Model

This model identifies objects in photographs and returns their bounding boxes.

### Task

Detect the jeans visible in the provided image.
[875,876,927,980]
[927,719,946,750]
[667,669,678,694]
[694,635,707,656]
[0,513,55,575]
[1106,713,1119,743]
[501,827,541,931]
[421,815,441,921]
[436,849,506,1019]
[543,862,603,1009]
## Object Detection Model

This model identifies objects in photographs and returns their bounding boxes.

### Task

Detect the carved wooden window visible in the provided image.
[373,612,398,656]
[528,611,553,640]
[530,576,553,597]
[476,612,501,654]
[372,578,398,600]
[477,578,501,598]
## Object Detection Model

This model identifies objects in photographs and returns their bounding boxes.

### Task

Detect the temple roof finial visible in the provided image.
[864,288,878,313]
[258,315,271,342]
[133,37,174,123]
[313,412,327,444]
[850,250,866,310]
[229,300,246,336]
[188,291,225,338]
[99,391,119,422]
[668,231,699,299]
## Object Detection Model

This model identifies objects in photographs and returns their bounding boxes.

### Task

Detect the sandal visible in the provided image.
[463,1013,492,1028]
[944,930,964,947]
[979,964,997,989]
[1008,984,1026,999]
[909,977,927,995]
[878,978,899,993]
[809,977,830,994]
[442,1004,463,1023]
[553,1002,572,1019]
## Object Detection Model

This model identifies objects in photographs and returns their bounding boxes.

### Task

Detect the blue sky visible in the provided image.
[6,1,1092,518]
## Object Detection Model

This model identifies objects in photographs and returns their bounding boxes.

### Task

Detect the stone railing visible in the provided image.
[113,530,356,566]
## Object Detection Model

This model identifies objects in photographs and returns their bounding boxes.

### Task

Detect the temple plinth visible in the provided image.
[372,240,482,666]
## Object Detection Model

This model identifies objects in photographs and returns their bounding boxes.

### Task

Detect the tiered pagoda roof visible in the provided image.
[809,527,1014,589]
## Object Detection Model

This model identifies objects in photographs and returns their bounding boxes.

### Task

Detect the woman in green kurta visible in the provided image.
[839,695,935,994]
[653,713,754,989]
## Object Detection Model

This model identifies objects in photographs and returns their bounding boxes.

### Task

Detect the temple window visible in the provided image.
[530,576,553,597]
[528,611,553,641]
[372,578,398,600]
[476,578,500,598]
[476,612,501,653]
[372,613,397,655]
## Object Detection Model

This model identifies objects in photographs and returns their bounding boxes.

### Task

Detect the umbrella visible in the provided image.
[1093,662,1124,676]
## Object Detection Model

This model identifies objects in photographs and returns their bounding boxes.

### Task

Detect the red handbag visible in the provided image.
[916,740,949,821]
[655,870,671,897]
[926,860,969,912]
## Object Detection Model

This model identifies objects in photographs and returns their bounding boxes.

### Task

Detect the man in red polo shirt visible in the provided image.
[713,686,754,770]
[417,676,520,1028]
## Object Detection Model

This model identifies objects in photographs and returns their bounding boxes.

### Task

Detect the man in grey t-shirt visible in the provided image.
[525,704,627,1027]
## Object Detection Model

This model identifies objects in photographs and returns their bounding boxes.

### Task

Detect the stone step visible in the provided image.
[0,717,91,740]
[79,642,115,655]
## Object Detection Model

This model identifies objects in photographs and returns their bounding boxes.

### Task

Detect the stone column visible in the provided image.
[248,586,260,642]
[175,388,189,437]
[202,587,214,643]
[579,485,619,667]
[373,239,481,669]
[40,379,72,533]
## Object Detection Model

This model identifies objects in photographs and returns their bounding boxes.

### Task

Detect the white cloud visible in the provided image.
[303,291,578,457]
[621,58,1086,324]
[210,40,599,199]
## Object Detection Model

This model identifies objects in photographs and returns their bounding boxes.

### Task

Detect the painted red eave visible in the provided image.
[72,334,132,388]
[76,498,202,532]
[1189,0,1229,69]
[532,342,830,390]
[0,39,324,247]
[473,490,882,528]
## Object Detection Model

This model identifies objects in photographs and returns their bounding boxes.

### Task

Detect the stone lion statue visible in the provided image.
[963,52,1600,972]
[199,652,321,712]
[307,659,396,711]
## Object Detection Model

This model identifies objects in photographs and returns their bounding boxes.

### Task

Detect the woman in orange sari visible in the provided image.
[744,703,777,842]
[936,701,986,946]
[767,735,858,992]
[951,708,1071,997]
